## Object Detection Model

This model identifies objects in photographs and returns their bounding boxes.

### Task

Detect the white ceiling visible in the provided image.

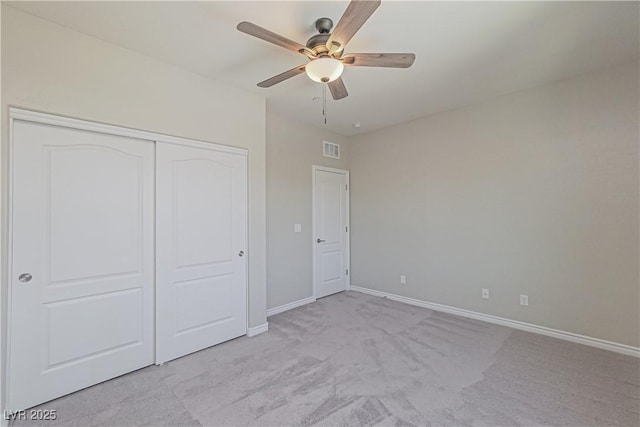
[8,1,640,136]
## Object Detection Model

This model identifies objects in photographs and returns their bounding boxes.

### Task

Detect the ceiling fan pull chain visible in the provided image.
[322,84,327,125]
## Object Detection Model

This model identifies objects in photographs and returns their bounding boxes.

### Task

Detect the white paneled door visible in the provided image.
[155,142,247,364]
[313,167,349,299]
[9,120,155,410]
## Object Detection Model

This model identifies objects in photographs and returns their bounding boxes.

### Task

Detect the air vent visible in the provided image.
[323,141,340,159]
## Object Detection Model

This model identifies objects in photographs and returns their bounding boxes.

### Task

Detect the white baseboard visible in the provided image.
[350,286,639,358]
[247,322,269,337]
[267,296,316,317]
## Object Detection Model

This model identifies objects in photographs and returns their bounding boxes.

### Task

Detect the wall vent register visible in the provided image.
[323,141,340,159]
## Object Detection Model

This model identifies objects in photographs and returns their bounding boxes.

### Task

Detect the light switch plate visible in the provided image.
[294,224,301,233]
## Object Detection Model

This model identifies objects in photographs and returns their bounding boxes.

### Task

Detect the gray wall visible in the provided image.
[266,112,348,309]
[348,61,639,347]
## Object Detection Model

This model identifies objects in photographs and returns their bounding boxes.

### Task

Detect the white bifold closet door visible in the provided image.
[9,120,155,410]
[155,141,248,364]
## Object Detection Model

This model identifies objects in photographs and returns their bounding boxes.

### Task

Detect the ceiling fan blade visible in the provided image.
[327,0,381,53]
[328,77,348,100]
[342,53,415,68]
[257,65,306,88]
[237,21,312,56]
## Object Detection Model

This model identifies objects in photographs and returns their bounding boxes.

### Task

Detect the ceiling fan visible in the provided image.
[237,0,415,100]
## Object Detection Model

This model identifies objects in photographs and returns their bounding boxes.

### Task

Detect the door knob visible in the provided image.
[317,239,325,243]
[18,273,32,283]
[238,250,244,257]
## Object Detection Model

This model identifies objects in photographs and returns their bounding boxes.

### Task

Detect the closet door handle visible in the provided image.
[317,239,325,243]
[18,273,32,283]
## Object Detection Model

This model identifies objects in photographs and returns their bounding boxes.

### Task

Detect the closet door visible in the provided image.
[9,120,155,410]
[155,141,247,363]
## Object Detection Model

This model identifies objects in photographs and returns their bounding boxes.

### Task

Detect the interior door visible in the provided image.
[9,120,155,410]
[313,167,349,299]
[155,141,248,364]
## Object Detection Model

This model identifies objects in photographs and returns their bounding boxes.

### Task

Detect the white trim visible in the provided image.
[9,108,247,156]
[267,296,316,317]
[4,113,16,417]
[312,165,350,299]
[350,286,640,358]
[1,7,5,420]
[312,164,350,175]
[247,322,269,337]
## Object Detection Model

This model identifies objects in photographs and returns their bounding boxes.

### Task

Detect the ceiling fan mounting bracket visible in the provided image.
[328,41,343,56]
[315,17,333,34]
[299,47,317,59]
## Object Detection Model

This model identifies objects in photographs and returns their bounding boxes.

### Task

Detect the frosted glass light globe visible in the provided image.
[305,58,344,83]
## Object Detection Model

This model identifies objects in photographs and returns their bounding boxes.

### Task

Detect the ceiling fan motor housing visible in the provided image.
[306,33,330,54]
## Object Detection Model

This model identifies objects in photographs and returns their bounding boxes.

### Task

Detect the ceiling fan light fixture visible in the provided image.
[305,57,344,83]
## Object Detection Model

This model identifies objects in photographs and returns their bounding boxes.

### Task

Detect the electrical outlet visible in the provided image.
[400,275,406,285]
[520,294,529,306]
[482,288,490,299]
[294,224,301,233]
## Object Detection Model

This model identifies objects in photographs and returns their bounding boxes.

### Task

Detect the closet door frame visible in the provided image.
[6,108,250,395]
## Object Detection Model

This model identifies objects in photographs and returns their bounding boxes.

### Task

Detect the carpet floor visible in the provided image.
[11,291,640,426]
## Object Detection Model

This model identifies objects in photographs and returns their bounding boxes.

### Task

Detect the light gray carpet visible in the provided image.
[12,291,640,426]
